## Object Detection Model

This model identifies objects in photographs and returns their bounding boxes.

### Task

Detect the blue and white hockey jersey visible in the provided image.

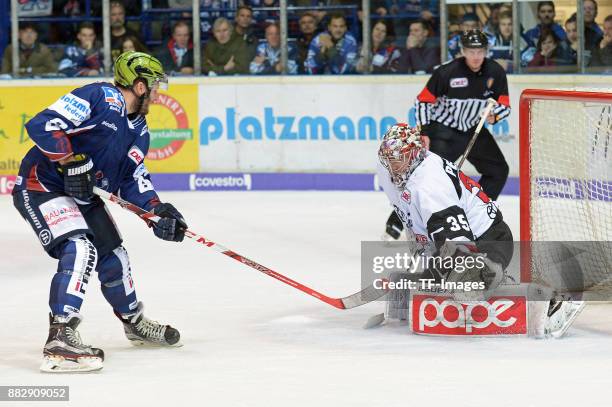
[14,82,160,211]
[305,31,358,74]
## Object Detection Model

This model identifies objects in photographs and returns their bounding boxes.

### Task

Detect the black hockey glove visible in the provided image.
[152,203,188,242]
[61,154,95,200]
[385,211,404,240]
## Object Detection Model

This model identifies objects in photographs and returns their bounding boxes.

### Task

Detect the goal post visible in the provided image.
[519,89,612,292]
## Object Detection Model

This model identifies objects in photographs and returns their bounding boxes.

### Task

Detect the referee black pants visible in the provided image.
[426,122,509,200]
[385,122,509,233]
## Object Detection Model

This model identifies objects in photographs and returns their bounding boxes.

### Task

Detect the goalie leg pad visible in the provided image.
[385,272,412,321]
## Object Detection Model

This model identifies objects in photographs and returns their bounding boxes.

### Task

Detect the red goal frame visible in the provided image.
[518,89,612,282]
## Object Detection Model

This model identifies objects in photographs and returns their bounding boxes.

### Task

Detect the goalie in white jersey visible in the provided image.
[376,123,585,337]
[377,123,514,287]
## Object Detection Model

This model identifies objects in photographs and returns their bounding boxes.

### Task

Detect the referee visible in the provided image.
[384,29,511,240]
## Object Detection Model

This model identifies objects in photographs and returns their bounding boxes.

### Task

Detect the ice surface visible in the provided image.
[1,192,611,407]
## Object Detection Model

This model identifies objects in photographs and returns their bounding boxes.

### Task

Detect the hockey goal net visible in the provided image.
[519,89,612,296]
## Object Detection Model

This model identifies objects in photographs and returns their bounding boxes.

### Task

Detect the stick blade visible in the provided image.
[363,313,386,329]
[340,282,388,310]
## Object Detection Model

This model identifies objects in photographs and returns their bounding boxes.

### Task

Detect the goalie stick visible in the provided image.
[93,187,387,310]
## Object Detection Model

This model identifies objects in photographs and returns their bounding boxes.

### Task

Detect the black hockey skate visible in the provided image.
[40,313,104,373]
[114,302,181,347]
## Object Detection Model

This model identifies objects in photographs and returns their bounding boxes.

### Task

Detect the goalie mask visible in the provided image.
[378,123,425,188]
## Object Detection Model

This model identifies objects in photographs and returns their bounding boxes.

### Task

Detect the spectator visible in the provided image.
[51,0,83,44]
[203,17,250,75]
[199,0,225,35]
[234,6,258,61]
[590,14,612,69]
[584,0,603,50]
[448,13,492,59]
[527,27,573,72]
[356,20,400,74]
[296,12,320,74]
[563,8,602,66]
[397,19,440,74]
[290,1,326,26]
[1,23,56,77]
[110,1,142,62]
[356,1,389,42]
[167,0,192,8]
[58,22,103,77]
[250,23,298,74]
[524,2,567,47]
[483,4,502,37]
[358,0,387,19]
[256,0,281,29]
[490,11,514,72]
[564,14,578,64]
[388,0,438,38]
[156,21,194,75]
[305,13,358,74]
[121,35,148,53]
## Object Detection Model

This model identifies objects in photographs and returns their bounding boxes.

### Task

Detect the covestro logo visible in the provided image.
[189,174,252,191]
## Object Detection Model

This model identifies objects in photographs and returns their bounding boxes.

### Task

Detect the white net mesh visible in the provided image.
[526,91,612,296]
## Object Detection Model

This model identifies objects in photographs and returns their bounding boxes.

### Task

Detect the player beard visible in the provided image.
[139,97,151,116]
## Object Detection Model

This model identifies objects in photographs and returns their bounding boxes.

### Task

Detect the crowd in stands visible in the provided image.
[1,0,610,77]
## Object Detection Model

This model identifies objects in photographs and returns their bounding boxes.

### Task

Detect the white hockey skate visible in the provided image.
[115,302,182,347]
[544,299,586,339]
[40,313,104,373]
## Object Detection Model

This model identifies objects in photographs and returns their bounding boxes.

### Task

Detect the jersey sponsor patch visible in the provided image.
[38,229,52,246]
[449,77,468,88]
[128,146,144,165]
[39,196,87,239]
[102,86,125,113]
[411,295,527,336]
[102,120,118,131]
[401,191,411,203]
[113,247,136,296]
[48,93,92,126]
[66,238,96,300]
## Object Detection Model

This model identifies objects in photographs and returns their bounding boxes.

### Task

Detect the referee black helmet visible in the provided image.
[460,29,488,48]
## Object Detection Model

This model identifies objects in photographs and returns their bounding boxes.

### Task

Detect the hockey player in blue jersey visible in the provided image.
[12,51,188,373]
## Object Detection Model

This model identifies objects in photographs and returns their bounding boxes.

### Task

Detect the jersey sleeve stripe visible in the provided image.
[417,87,437,103]
[34,141,73,162]
[26,165,50,192]
[65,124,97,135]
[497,95,510,106]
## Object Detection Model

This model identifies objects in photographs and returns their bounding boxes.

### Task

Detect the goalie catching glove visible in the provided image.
[150,203,188,242]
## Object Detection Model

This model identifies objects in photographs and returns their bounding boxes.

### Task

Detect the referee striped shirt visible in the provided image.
[415,57,511,132]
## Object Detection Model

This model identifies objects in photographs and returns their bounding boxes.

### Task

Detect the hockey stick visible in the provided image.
[456,98,498,170]
[93,187,387,310]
